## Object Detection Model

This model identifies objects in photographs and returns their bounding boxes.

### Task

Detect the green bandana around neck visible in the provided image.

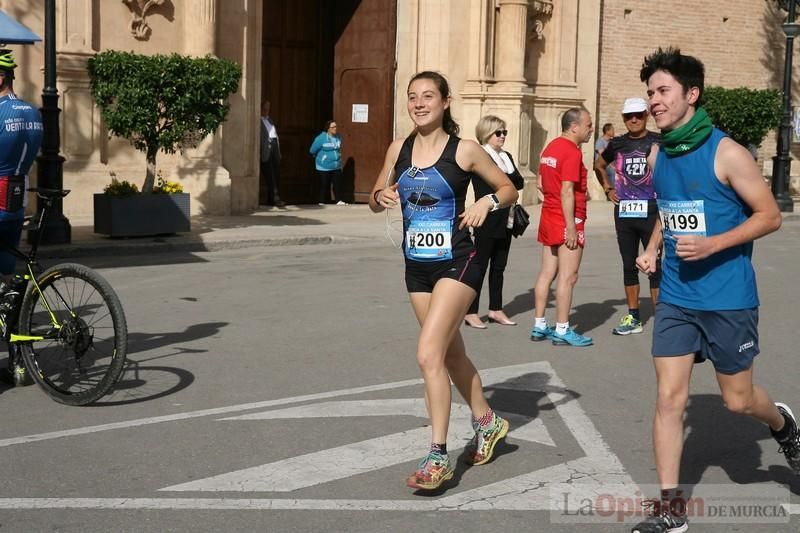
[661,107,713,156]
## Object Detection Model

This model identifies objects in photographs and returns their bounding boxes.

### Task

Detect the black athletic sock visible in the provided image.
[660,487,687,517]
[629,308,640,321]
[430,442,447,455]
[772,411,797,442]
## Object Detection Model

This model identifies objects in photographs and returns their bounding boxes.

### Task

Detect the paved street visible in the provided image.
[0,211,798,532]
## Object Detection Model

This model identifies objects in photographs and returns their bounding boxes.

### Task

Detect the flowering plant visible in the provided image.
[152,172,184,194]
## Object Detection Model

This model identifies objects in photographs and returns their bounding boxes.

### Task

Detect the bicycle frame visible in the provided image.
[0,190,71,344]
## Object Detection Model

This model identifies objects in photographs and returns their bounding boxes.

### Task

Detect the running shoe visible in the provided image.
[406,451,453,490]
[613,314,643,335]
[530,324,555,342]
[464,413,509,465]
[631,499,688,533]
[551,328,593,347]
[774,402,800,475]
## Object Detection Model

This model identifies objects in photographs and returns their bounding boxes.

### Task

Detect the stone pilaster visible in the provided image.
[183,0,217,57]
[461,0,539,203]
[526,0,600,201]
[178,0,231,214]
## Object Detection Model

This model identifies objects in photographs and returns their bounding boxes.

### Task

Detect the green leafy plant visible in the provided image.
[88,50,242,193]
[103,173,139,197]
[703,86,782,148]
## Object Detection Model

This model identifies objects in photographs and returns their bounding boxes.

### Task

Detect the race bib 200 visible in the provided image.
[405,219,452,260]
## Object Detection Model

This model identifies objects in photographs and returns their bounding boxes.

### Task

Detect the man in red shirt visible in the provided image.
[531,107,594,347]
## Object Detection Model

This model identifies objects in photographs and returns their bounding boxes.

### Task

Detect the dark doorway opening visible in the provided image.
[261,0,396,205]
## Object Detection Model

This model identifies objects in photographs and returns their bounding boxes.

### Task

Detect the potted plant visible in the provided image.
[88,50,241,236]
[94,172,191,237]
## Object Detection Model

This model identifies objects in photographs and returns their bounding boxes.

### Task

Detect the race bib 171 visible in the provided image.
[619,199,648,218]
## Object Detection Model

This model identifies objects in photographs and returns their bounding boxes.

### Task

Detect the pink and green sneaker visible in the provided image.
[465,413,509,465]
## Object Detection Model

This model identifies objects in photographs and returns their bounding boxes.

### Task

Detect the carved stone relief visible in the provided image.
[122,0,165,40]
[528,0,553,40]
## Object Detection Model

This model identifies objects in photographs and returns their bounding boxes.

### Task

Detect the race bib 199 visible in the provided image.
[405,219,453,260]
[619,199,648,218]
[657,199,707,237]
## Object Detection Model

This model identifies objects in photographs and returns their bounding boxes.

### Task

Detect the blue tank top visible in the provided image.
[394,134,473,263]
[0,93,43,221]
[654,128,758,310]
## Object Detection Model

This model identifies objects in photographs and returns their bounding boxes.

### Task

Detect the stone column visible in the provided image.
[184,0,217,57]
[179,0,230,214]
[494,0,528,84]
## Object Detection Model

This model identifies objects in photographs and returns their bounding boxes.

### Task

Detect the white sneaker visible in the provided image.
[336,200,348,206]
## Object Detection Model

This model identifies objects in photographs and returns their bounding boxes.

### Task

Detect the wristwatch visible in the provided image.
[485,193,500,212]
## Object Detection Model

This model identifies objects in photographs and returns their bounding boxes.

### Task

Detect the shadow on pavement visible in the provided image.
[125,322,228,356]
[192,211,328,230]
[91,321,227,405]
[680,394,800,496]
[571,297,626,333]
[91,363,195,406]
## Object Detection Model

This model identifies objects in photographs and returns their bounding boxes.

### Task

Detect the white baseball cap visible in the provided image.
[622,97,648,114]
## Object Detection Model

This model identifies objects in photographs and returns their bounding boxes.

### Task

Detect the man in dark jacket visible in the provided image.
[260,100,285,207]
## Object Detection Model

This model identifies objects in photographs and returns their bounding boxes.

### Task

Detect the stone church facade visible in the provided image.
[3,0,794,219]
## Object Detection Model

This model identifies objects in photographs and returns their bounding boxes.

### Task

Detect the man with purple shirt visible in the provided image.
[594,97,660,335]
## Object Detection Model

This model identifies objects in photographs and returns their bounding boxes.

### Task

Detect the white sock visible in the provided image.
[556,322,569,335]
[535,317,547,329]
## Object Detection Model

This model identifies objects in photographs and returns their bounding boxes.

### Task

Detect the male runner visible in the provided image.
[632,47,799,533]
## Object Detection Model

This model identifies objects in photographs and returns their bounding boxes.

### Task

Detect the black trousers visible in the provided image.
[318,169,342,204]
[260,141,282,205]
[614,202,661,288]
[468,230,513,314]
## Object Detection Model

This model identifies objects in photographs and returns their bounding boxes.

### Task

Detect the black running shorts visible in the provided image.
[404,251,482,293]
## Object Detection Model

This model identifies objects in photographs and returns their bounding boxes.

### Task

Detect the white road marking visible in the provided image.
[0,362,542,448]
[0,497,796,514]
[164,400,553,492]
[154,361,635,510]
[0,377,422,448]
[7,361,751,512]
[220,398,555,446]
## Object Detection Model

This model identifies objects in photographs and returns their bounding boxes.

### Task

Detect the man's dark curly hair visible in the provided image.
[640,47,705,106]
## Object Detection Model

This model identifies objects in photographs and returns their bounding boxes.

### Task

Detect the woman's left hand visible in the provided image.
[458,196,492,229]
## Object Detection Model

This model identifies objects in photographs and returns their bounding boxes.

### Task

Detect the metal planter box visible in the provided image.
[94,193,191,237]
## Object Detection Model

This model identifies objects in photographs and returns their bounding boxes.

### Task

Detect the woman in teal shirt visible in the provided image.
[309,121,344,205]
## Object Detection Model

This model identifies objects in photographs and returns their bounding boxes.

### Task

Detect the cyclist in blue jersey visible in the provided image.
[370,72,518,491]
[632,48,799,533]
[0,50,43,321]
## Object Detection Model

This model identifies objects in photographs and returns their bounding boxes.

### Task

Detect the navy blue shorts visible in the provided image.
[405,251,482,293]
[651,302,759,375]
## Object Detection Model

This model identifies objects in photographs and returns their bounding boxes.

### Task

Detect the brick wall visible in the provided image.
[597,0,793,178]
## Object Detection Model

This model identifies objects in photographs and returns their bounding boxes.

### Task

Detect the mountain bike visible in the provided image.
[0,188,127,405]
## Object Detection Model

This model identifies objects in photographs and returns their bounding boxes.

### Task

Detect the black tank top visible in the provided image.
[394,134,474,262]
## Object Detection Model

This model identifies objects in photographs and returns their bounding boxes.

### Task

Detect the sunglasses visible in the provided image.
[623,112,646,120]
[493,129,508,138]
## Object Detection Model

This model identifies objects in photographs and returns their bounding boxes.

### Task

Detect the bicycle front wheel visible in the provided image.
[19,263,128,405]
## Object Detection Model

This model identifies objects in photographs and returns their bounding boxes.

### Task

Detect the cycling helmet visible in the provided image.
[0,49,17,79]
